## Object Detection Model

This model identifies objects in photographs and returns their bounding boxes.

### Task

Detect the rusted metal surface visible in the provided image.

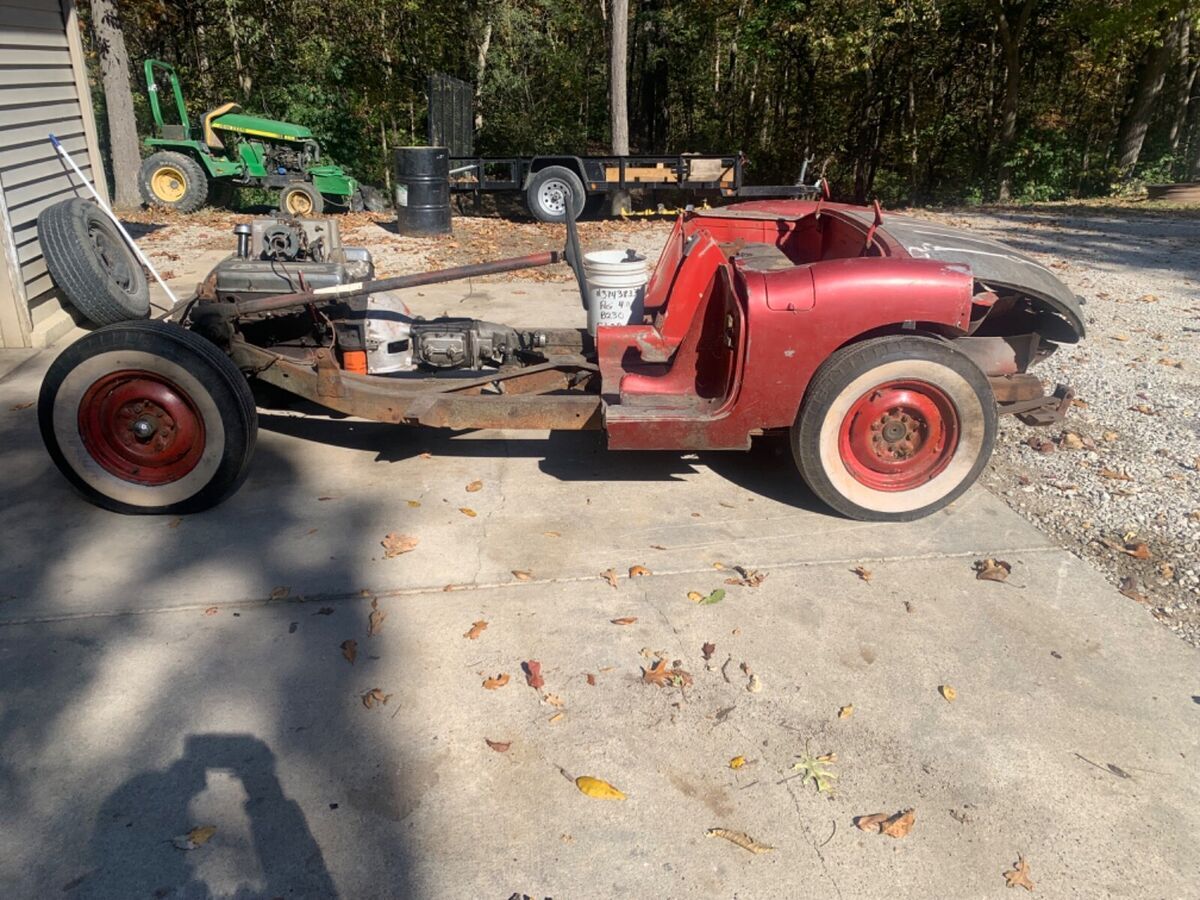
[230,340,600,430]
[955,334,1041,376]
[229,250,562,317]
[988,373,1044,403]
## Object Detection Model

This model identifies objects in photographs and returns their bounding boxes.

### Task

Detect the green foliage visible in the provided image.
[88,0,1200,203]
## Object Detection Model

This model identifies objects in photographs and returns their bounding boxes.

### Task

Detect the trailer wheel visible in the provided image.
[39,321,258,515]
[280,182,324,216]
[526,166,586,223]
[37,198,150,327]
[139,151,208,213]
[792,336,996,522]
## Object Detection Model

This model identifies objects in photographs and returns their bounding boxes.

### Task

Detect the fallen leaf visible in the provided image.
[1098,468,1132,481]
[418,452,432,459]
[575,775,626,799]
[1119,576,1149,604]
[512,569,532,581]
[482,673,510,689]
[1112,334,1129,341]
[838,704,854,719]
[687,591,704,602]
[548,711,565,724]
[792,745,837,793]
[705,828,774,854]
[1060,432,1084,450]
[650,544,667,550]
[361,688,392,708]
[368,599,387,636]
[629,565,651,577]
[381,532,418,557]
[1003,854,1035,891]
[882,809,916,838]
[1122,542,1151,560]
[712,562,727,570]
[701,642,716,660]
[406,499,421,508]
[699,588,726,605]
[1102,430,1119,442]
[855,809,915,838]
[974,558,1011,582]
[610,616,638,625]
[463,620,488,640]
[939,684,957,702]
[852,566,873,583]
[586,673,596,686]
[543,531,561,537]
[729,755,746,769]
[341,639,357,664]
[317,496,335,501]
[465,480,483,492]
[203,607,218,616]
[642,658,693,688]
[523,660,544,689]
[172,825,216,850]
[724,566,767,587]
[485,738,511,752]
[459,507,478,518]
[601,569,619,588]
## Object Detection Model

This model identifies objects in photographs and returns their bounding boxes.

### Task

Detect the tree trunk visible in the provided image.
[475,19,493,131]
[989,0,1038,202]
[1167,12,1195,156]
[610,0,629,155]
[89,0,141,208]
[1115,15,1174,177]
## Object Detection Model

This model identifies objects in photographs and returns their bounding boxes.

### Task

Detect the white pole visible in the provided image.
[49,133,180,307]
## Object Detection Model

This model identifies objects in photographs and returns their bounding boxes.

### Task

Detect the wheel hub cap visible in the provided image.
[538,180,568,214]
[838,379,960,491]
[78,370,205,486]
[151,166,186,202]
[287,191,313,215]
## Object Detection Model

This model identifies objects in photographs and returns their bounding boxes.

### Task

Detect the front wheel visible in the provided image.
[280,182,324,216]
[792,336,996,522]
[39,321,258,515]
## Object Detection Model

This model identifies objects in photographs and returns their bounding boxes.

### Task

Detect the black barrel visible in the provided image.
[394,146,451,236]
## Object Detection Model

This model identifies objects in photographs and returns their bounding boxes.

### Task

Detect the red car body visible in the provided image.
[597,200,1082,450]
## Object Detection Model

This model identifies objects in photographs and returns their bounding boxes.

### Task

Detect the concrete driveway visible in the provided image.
[0,257,1197,899]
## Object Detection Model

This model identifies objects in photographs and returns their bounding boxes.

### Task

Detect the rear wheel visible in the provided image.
[139,151,208,213]
[280,182,324,216]
[792,336,996,521]
[526,166,586,223]
[39,321,258,515]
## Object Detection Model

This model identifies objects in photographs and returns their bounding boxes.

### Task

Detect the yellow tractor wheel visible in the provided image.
[279,182,324,217]
[138,151,208,213]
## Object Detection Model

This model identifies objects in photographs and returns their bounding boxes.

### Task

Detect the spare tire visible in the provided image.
[37,198,150,326]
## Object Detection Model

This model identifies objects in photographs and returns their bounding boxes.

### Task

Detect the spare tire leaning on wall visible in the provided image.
[37,198,150,327]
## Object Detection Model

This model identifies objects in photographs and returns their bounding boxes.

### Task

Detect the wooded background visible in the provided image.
[85,0,1200,205]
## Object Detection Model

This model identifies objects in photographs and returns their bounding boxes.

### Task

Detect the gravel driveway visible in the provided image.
[128,203,1200,648]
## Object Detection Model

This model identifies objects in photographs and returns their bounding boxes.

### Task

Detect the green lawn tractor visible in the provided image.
[139,60,384,215]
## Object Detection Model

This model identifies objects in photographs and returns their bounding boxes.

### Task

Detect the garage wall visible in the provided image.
[0,0,108,348]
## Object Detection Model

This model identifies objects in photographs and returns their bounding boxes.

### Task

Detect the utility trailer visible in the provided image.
[448,152,818,222]
[38,194,1083,521]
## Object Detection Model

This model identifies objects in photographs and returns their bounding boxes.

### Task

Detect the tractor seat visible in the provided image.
[202,102,241,151]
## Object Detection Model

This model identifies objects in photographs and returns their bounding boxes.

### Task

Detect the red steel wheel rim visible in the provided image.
[77,369,205,486]
[837,379,960,492]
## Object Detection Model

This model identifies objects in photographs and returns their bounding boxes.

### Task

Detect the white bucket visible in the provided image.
[583,249,648,335]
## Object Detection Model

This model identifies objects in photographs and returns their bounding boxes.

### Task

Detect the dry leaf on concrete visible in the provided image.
[381,532,418,558]
[611,616,638,625]
[702,642,716,660]
[270,586,290,600]
[838,705,854,719]
[482,673,510,690]
[575,775,626,799]
[1119,576,1149,604]
[466,480,483,492]
[705,828,774,854]
[340,639,358,664]
[1122,542,1151,560]
[511,569,532,581]
[642,658,693,688]
[939,684,957,702]
[855,809,915,838]
[729,756,746,769]
[974,558,1012,582]
[361,688,391,708]
[368,599,386,636]
[463,620,488,640]
[485,738,511,752]
[852,566,873,582]
[172,825,216,850]
[459,507,478,518]
[1003,855,1035,891]
[629,565,651,577]
[601,569,619,589]
[522,660,544,689]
